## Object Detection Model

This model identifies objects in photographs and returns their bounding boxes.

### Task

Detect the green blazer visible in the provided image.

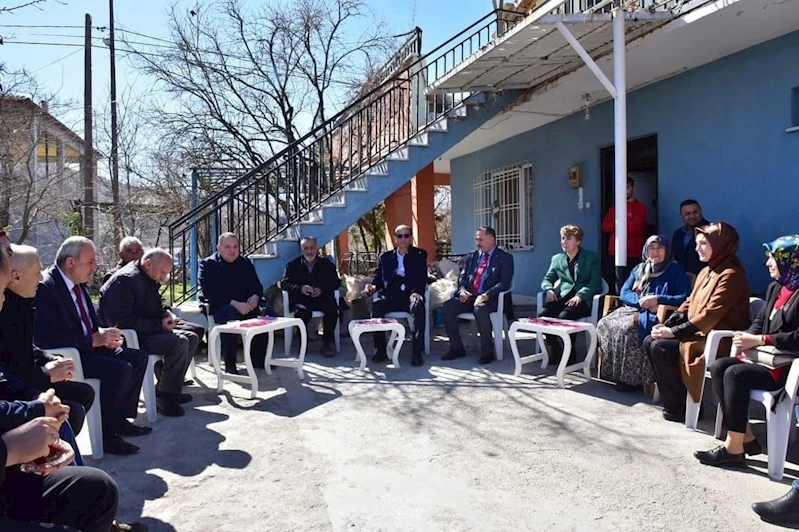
[541,249,602,302]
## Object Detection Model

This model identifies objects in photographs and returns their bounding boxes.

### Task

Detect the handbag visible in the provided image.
[741,346,798,369]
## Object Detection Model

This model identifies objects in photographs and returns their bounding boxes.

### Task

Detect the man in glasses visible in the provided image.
[281,237,340,357]
[363,225,428,366]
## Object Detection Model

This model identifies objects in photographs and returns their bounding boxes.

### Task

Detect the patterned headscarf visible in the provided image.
[764,235,799,290]
[633,235,674,293]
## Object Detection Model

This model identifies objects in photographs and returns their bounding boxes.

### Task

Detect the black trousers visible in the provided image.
[51,380,95,436]
[371,293,425,355]
[538,293,591,360]
[644,336,686,415]
[213,305,268,366]
[81,347,148,437]
[711,357,783,433]
[0,466,118,532]
[443,296,497,358]
[292,296,338,344]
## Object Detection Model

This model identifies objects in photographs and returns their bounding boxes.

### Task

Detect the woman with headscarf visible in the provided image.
[597,235,692,392]
[693,235,799,478]
[644,222,750,422]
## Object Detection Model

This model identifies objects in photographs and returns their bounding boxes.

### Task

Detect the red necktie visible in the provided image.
[72,285,94,334]
[472,252,489,294]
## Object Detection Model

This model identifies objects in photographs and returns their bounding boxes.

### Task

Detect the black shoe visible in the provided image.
[411,353,423,367]
[224,362,240,375]
[372,351,388,363]
[320,343,334,358]
[156,397,185,417]
[752,487,799,526]
[662,410,685,423]
[183,379,195,386]
[693,445,746,467]
[103,435,140,455]
[744,438,762,456]
[117,420,152,437]
[156,390,192,404]
[442,349,466,361]
[478,353,494,365]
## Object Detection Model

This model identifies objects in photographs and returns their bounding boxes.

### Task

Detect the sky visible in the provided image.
[0,0,495,133]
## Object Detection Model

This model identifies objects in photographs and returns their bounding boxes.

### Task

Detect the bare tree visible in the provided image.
[0,0,52,14]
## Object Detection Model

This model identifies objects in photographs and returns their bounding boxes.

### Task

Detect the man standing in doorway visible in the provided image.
[671,199,710,276]
[601,176,647,293]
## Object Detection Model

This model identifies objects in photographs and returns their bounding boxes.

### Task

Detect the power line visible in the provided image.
[0,24,83,29]
[30,48,82,73]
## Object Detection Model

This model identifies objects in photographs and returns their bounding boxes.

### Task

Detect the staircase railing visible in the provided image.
[167,6,552,303]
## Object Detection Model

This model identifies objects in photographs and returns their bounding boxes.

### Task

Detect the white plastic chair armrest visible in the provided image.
[119,329,141,350]
[784,358,799,403]
[43,347,85,381]
[702,330,737,368]
[282,290,291,317]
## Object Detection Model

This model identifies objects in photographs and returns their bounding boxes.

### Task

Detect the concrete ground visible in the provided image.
[90,326,799,531]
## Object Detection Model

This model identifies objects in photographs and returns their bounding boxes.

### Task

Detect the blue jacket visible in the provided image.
[34,266,100,354]
[620,262,692,341]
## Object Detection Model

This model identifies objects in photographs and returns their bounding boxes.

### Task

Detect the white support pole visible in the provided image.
[555,21,616,99]
[613,7,627,269]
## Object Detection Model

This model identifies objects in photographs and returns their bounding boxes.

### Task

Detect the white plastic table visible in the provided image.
[208,317,307,398]
[348,318,406,372]
[508,317,597,387]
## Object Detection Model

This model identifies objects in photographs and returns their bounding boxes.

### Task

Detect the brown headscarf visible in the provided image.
[695,222,744,270]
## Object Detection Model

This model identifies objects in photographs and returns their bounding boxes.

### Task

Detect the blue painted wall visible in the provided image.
[451,30,799,296]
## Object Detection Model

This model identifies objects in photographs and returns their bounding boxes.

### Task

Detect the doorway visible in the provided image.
[599,134,658,292]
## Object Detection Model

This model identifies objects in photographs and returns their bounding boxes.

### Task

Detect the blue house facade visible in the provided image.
[449,29,799,296]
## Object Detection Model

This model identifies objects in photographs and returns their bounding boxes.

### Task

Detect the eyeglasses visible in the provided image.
[395,234,411,239]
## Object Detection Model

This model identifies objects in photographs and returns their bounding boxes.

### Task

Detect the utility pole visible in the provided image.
[109,0,122,246]
[83,13,94,240]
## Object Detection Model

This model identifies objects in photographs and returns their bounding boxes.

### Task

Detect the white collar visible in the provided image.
[56,265,78,292]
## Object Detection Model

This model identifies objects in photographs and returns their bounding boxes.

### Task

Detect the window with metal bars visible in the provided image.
[473,162,533,250]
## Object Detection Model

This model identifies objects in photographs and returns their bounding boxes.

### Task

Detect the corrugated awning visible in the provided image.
[429,11,676,93]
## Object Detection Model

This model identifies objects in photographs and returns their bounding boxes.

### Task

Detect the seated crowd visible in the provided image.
[2,189,799,528]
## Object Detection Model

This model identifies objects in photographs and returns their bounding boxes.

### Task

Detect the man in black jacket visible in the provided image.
[198,232,268,374]
[362,225,428,366]
[442,226,514,365]
[100,249,196,417]
[0,244,95,436]
[102,236,143,285]
[671,199,710,275]
[280,237,340,357]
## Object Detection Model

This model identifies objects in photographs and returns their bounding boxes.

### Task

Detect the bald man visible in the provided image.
[100,249,197,418]
[363,225,428,366]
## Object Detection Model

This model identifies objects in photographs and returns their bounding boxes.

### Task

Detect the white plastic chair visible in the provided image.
[684,297,767,430]
[711,350,799,480]
[42,347,104,459]
[536,279,609,326]
[282,289,341,355]
[119,329,162,423]
[457,283,514,361]
[378,285,432,355]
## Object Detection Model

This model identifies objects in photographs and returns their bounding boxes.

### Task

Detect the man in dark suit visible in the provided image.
[0,244,95,437]
[198,232,269,375]
[100,249,197,417]
[671,199,710,275]
[363,225,428,367]
[280,237,340,357]
[34,237,149,455]
[539,224,602,363]
[442,226,514,365]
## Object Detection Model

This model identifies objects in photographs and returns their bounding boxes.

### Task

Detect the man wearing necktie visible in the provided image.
[442,227,514,365]
[33,237,149,456]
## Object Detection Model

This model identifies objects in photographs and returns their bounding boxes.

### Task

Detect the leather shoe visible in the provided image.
[411,353,423,367]
[320,343,334,358]
[478,354,494,365]
[693,445,745,467]
[224,362,240,375]
[112,520,148,532]
[104,435,139,456]
[442,349,466,361]
[117,420,152,437]
[744,438,762,456]
[156,397,185,417]
[662,410,685,423]
[752,487,799,526]
[156,390,192,404]
[372,351,388,363]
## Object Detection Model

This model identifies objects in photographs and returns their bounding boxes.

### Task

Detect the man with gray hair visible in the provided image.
[34,236,150,455]
[101,248,197,417]
[280,237,340,357]
[102,236,144,284]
